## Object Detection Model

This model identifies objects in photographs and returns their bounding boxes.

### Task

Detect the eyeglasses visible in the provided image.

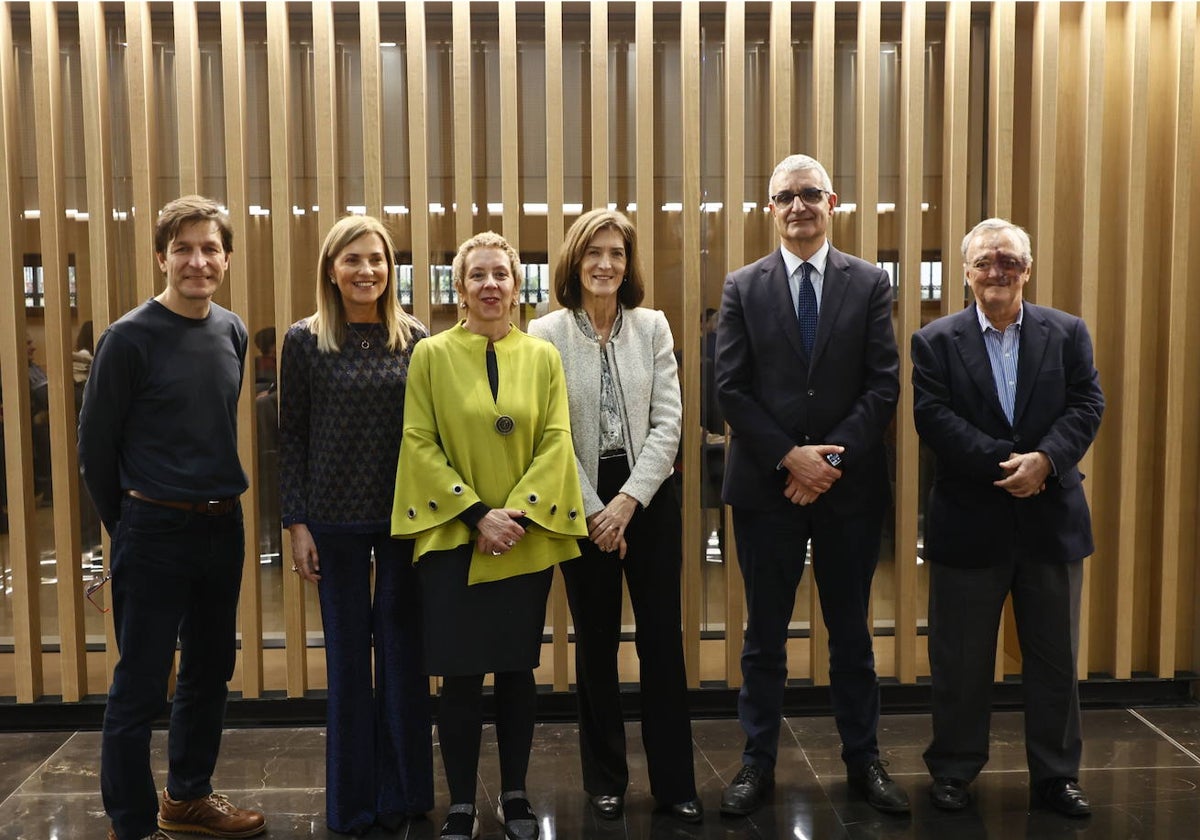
[85,574,112,613]
[769,188,830,208]
[968,257,1027,274]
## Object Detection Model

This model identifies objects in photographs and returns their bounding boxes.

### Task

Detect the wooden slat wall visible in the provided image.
[0,0,43,704]
[679,0,702,688]
[220,0,263,699]
[2,1,1199,705]
[722,0,746,688]
[77,0,119,679]
[31,0,87,702]
[265,0,307,697]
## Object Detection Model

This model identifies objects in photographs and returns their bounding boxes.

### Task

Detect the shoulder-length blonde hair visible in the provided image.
[308,215,423,353]
[552,208,646,310]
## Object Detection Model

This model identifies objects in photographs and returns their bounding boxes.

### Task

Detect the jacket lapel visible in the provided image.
[765,253,809,360]
[810,247,850,368]
[1012,304,1048,426]
[951,305,1011,428]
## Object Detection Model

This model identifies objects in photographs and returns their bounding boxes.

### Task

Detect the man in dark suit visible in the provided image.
[714,154,906,816]
[911,218,1103,818]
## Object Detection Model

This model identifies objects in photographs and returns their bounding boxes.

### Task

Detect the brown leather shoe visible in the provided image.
[157,789,266,838]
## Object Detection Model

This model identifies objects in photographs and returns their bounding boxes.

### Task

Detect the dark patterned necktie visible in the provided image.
[797,262,818,353]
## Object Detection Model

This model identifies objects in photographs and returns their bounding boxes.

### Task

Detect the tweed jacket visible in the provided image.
[391,322,587,584]
[529,306,682,517]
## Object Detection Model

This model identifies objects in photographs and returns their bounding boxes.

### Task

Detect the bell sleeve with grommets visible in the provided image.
[391,324,587,585]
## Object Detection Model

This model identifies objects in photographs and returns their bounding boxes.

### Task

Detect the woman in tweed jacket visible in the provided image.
[528,208,702,825]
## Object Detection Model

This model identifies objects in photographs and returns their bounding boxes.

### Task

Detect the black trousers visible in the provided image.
[560,457,697,805]
[924,552,1083,785]
[732,499,885,773]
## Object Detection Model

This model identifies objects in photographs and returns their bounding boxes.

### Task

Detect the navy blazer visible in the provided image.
[714,246,900,513]
[911,302,1104,567]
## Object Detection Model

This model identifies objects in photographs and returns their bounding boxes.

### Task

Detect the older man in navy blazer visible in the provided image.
[911,218,1103,818]
[714,154,906,816]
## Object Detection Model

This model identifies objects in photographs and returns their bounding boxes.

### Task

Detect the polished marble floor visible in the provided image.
[1,707,1198,839]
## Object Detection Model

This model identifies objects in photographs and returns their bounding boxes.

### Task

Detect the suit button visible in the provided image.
[803,435,811,444]
[807,389,815,397]
[1013,434,1022,443]
[528,493,538,504]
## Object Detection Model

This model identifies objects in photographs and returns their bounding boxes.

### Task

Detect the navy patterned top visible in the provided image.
[279,319,427,533]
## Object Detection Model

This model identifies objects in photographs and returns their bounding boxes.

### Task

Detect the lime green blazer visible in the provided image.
[391,322,587,584]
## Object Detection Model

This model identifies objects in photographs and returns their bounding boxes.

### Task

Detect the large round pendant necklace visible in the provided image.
[346,323,372,350]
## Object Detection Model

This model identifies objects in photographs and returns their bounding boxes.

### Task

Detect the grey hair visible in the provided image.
[768,154,833,197]
[961,218,1033,267]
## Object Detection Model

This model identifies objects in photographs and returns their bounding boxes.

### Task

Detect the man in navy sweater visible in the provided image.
[79,196,266,840]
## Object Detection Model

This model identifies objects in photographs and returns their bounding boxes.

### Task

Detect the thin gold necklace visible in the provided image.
[346,323,373,350]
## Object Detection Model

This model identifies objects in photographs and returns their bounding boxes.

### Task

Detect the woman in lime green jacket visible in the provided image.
[392,231,586,840]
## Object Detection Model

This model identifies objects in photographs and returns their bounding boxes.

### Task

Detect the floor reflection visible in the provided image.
[1,709,1198,839]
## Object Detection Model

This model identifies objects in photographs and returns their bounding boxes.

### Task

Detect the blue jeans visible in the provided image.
[101,495,244,840]
[313,531,434,833]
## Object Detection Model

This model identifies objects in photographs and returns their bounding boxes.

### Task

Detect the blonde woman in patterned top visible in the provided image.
[279,215,432,835]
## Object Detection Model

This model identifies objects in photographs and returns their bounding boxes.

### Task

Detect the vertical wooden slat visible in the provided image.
[680,0,702,688]
[313,0,338,234]
[360,0,383,219]
[634,0,654,301]
[0,0,43,703]
[78,0,120,681]
[770,0,792,164]
[266,0,307,696]
[1030,2,1060,305]
[894,0,925,687]
[988,0,1016,682]
[1155,0,1196,679]
[498,1,519,249]
[1075,0,1106,681]
[31,0,87,702]
[544,0,569,691]
[590,0,608,208]
[173,0,200,194]
[125,1,157,301]
[451,0,473,248]
[1113,1,1151,680]
[723,0,746,687]
[544,1,564,285]
[221,0,263,699]
[940,0,969,317]
[406,0,432,328]
[810,0,835,166]
[855,1,880,264]
[988,1,1016,218]
[807,0,836,690]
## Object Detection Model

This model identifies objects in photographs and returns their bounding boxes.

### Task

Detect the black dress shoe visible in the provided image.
[720,764,774,817]
[929,777,970,811]
[1032,779,1091,818]
[665,798,704,824]
[848,759,911,814]
[588,794,623,820]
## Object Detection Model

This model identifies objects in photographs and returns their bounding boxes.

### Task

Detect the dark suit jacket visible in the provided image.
[911,302,1104,567]
[714,245,899,513]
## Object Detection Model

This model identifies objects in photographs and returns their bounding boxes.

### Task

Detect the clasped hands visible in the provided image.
[587,492,637,558]
[782,444,844,506]
[994,451,1050,498]
[476,508,527,556]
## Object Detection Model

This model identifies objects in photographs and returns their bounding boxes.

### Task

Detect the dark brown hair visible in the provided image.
[553,208,645,310]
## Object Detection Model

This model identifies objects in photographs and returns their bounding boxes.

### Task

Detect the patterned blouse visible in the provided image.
[279,319,427,533]
[572,307,625,455]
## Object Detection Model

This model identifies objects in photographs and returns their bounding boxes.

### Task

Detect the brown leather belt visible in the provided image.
[126,489,238,516]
